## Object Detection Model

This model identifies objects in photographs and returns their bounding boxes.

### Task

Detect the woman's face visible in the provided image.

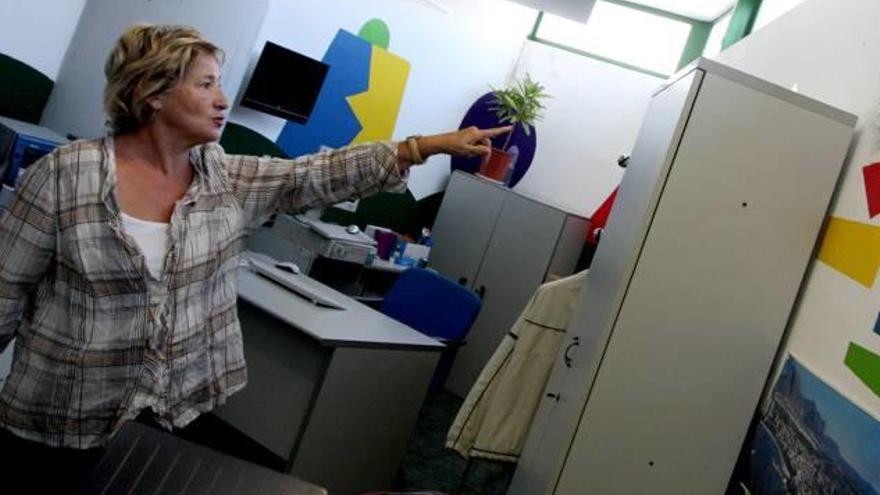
[153,53,229,145]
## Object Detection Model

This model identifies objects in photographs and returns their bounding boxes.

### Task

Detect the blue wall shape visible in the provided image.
[449,92,537,188]
[276,30,371,157]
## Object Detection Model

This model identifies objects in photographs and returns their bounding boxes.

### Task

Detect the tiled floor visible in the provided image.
[393,389,515,495]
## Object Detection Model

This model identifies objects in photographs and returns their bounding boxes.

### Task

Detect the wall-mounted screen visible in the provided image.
[240,41,329,123]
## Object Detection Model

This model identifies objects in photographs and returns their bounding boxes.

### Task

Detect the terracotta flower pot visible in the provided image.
[478,147,513,182]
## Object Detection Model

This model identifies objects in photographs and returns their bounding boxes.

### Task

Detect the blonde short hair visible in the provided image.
[103,24,224,133]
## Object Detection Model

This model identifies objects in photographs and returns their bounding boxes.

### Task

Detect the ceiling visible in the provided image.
[624,0,735,21]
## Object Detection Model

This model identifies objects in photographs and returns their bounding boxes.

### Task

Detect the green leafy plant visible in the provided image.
[490,74,550,151]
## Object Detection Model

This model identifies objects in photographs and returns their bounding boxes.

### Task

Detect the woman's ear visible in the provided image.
[148,95,164,112]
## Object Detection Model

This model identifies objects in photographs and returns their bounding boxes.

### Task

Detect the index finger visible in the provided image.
[479,126,514,138]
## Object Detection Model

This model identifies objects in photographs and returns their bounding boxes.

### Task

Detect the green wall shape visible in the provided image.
[323,190,418,236]
[220,121,289,158]
[0,53,54,124]
[844,342,880,398]
[321,190,444,239]
[358,18,390,49]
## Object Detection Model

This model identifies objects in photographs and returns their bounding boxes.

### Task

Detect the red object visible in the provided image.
[587,187,619,244]
[479,148,513,181]
[863,162,880,218]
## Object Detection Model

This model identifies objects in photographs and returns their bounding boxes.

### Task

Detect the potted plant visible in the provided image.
[479,74,550,182]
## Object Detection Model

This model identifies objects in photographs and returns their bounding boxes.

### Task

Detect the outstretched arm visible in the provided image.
[225,126,512,229]
[396,126,512,172]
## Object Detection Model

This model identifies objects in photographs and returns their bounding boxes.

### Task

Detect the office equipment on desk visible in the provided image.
[214,260,443,494]
[246,255,346,309]
[248,214,377,272]
[509,58,856,495]
[0,116,68,187]
[78,422,326,495]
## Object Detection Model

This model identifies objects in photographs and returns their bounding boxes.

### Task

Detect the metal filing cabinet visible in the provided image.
[430,171,588,397]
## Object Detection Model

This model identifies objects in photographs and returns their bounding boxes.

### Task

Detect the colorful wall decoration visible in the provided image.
[845,343,880,398]
[817,216,880,288]
[275,21,410,157]
[744,356,880,494]
[815,161,880,402]
[863,162,880,218]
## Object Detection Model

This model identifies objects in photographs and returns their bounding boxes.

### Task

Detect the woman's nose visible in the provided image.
[215,90,229,110]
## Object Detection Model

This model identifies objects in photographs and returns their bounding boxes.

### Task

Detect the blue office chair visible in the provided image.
[380,268,482,391]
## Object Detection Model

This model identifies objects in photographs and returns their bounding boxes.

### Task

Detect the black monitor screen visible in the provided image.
[240,42,329,123]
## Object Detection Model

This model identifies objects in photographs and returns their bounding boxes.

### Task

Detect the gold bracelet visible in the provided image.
[405,135,425,165]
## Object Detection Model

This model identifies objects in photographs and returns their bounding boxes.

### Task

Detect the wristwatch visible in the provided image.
[405,135,425,165]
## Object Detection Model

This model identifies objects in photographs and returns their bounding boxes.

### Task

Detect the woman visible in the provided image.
[0,23,509,489]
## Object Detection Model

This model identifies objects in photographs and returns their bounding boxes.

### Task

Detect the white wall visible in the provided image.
[0,0,658,214]
[41,0,268,139]
[230,0,658,212]
[513,41,662,215]
[230,0,540,200]
[0,0,87,79]
[715,0,880,417]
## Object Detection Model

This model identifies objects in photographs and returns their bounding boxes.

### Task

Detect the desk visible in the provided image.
[215,265,443,495]
[366,257,407,273]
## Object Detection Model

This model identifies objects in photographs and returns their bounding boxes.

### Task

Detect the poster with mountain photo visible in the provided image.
[745,356,880,494]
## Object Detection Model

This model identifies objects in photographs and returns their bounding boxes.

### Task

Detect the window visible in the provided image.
[531,1,695,77]
[753,0,806,31]
[702,10,732,58]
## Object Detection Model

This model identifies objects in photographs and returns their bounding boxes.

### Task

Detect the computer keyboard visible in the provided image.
[246,256,347,310]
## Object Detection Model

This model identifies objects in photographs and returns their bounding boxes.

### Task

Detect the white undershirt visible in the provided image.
[120,212,170,280]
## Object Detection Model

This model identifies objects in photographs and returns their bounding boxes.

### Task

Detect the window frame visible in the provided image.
[528,0,772,78]
[528,0,714,79]
[721,0,763,50]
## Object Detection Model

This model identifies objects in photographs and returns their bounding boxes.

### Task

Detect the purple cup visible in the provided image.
[374,230,397,260]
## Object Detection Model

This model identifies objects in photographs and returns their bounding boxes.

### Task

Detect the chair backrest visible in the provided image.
[380,268,481,342]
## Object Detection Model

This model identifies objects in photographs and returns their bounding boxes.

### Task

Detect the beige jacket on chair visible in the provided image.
[446,270,588,462]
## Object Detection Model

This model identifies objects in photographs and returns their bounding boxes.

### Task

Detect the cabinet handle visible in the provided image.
[563,337,580,368]
[458,277,468,286]
[476,285,486,299]
[546,392,561,402]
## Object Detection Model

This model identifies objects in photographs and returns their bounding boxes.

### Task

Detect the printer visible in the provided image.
[248,214,378,274]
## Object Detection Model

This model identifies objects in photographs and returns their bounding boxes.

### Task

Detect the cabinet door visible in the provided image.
[445,193,566,397]
[429,172,506,287]
[510,70,704,495]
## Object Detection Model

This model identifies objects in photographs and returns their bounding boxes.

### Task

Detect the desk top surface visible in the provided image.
[237,263,443,351]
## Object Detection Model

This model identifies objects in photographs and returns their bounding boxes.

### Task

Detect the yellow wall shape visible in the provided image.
[348,46,410,143]
[817,216,880,288]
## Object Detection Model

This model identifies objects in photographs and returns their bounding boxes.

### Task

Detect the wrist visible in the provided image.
[404,135,425,165]
[416,135,442,158]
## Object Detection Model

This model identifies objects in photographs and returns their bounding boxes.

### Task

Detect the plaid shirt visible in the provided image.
[0,136,405,448]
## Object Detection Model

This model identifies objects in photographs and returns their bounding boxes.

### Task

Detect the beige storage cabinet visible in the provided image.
[510,58,856,495]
